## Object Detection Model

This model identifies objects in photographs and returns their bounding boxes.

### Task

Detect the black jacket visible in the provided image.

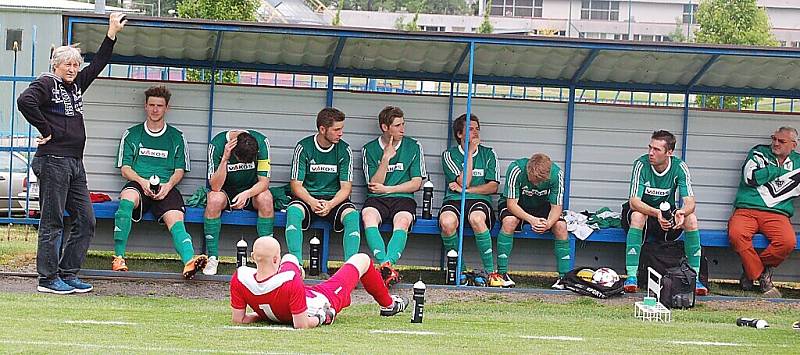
[17,36,116,158]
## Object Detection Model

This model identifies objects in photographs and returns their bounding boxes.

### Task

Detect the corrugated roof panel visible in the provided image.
[336,39,464,74]
[217,32,335,68]
[698,56,800,90]
[466,45,585,80]
[582,51,709,86]
[74,25,217,62]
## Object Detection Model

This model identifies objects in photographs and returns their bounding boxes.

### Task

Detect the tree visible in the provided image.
[476,0,493,34]
[693,0,778,109]
[176,0,260,83]
[332,0,344,26]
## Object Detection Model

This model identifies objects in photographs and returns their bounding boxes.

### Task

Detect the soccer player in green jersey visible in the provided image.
[112,85,207,279]
[439,114,503,287]
[362,106,427,287]
[623,130,706,295]
[498,153,568,289]
[203,130,274,275]
[728,127,800,298]
[287,108,360,266]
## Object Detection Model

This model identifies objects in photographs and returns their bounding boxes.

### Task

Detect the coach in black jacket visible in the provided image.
[17,13,126,294]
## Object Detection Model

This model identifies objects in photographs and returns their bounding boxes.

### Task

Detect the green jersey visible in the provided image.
[629,154,693,208]
[362,136,427,199]
[442,144,499,203]
[208,130,271,195]
[116,122,190,182]
[290,134,353,196]
[734,144,800,217]
[499,158,563,210]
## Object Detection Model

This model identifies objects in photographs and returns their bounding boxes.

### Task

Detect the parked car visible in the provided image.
[0,152,39,217]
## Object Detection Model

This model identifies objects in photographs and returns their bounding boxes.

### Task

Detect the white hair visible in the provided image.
[777,126,798,143]
[50,45,83,70]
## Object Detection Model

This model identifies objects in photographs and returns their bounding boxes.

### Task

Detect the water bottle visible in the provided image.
[149,175,160,195]
[446,249,458,285]
[309,236,321,276]
[236,238,248,267]
[422,180,434,219]
[736,317,769,329]
[411,280,426,323]
[659,201,673,225]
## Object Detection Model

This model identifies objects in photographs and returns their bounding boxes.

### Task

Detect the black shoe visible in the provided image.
[740,272,754,291]
[380,295,408,317]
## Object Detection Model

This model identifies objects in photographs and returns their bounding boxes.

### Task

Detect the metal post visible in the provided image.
[681,92,690,161]
[564,86,577,269]
[455,42,476,287]
[627,0,632,38]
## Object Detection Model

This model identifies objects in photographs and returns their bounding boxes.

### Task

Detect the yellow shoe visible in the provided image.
[182,255,208,279]
[112,256,128,272]
[487,272,505,287]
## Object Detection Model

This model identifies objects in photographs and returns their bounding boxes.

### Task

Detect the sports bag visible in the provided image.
[561,267,624,299]
[660,258,696,309]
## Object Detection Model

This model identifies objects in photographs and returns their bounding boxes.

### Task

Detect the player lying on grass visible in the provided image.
[230,237,408,329]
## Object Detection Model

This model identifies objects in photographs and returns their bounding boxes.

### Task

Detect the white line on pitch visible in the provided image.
[64,320,137,326]
[222,325,297,331]
[0,339,287,354]
[520,335,585,341]
[370,330,442,336]
[669,340,742,347]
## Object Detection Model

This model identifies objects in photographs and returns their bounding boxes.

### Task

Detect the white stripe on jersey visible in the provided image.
[679,162,694,197]
[116,129,129,167]
[443,151,459,175]
[207,143,215,180]
[263,136,272,178]
[489,147,500,181]
[556,169,564,205]
[362,146,370,183]
[181,133,191,172]
[291,144,303,180]
[237,266,295,296]
[507,165,521,199]
[630,160,644,198]
[345,145,353,182]
[417,140,428,179]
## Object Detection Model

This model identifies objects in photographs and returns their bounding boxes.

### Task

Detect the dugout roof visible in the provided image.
[64,13,800,98]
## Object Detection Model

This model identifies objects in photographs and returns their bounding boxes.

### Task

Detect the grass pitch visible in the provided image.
[0,290,798,354]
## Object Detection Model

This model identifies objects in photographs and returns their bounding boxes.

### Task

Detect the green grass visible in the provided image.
[0,291,797,354]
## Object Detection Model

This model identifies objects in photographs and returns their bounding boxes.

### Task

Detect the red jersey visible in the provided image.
[229,255,331,324]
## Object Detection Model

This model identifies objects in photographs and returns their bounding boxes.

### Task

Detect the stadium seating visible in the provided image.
[91,201,798,273]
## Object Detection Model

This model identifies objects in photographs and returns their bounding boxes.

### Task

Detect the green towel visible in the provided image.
[186,186,209,207]
[586,207,621,229]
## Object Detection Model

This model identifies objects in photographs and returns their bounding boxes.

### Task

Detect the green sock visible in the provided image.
[625,227,643,277]
[285,205,305,261]
[441,232,466,271]
[474,230,494,272]
[496,231,514,274]
[684,229,701,276]
[554,239,571,277]
[113,199,134,257]
[203,217,221,258]
[386,229,408,265]
[342,210,361,261]
[169,221,194,264]
[364,226,387,262]
[257,217,274,237]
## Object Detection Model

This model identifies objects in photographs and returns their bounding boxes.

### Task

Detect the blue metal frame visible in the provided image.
[455,42,476,287]
[687,54,719,89]
[563,87,576,211]
[571,49,599,83]
[325,37,347,107]
[681,92,691,161]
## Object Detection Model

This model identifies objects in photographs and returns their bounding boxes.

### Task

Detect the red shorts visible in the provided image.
[311,263,360,313]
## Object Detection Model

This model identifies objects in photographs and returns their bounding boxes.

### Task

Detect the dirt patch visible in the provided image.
[3,275,798,313]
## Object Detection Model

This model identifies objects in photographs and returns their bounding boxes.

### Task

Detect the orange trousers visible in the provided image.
[728,208,797,281]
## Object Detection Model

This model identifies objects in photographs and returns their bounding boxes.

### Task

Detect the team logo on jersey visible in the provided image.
[472,169,484,177]
[644,187,670,197]
[138,147,168,159]
[227,162,256,172]
[521,187,549,197]
[310,164,338,173]
[387,163,404,172]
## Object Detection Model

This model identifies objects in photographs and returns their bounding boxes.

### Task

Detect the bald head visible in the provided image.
[252,236,281,265]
